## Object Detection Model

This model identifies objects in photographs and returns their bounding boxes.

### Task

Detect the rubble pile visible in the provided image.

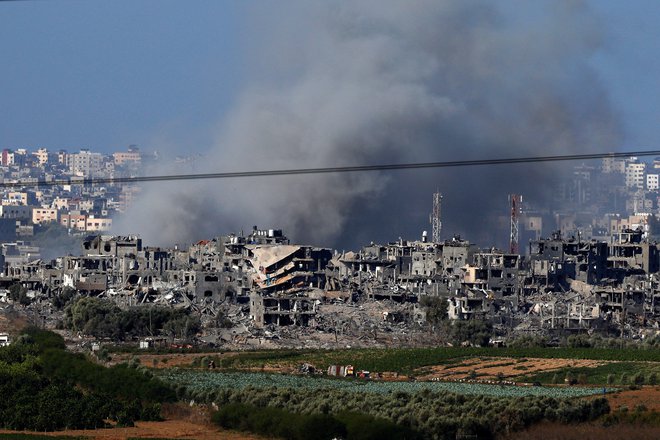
[1,226,659,346]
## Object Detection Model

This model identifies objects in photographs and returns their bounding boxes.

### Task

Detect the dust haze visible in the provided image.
[113,0,621,249]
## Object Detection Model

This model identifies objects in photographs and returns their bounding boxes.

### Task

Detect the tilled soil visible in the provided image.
[605,386,660,411]
[419,357,606,380]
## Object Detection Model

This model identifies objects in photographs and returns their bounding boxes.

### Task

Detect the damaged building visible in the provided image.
[1,223,659,344]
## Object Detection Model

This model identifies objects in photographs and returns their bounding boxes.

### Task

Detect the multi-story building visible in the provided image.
[2,191,36,206]
[57,150,68,165]
[602,157,626,174]
[67,149,104,177]
[0,205,32,221]
[60,213,87,230]
[113,147,141,166]
[32,208,59,225]
[1,149,14,166]
[33,148,50,166]
[625,159,646,189]
[610,214,651,238]
[85,215,112,232]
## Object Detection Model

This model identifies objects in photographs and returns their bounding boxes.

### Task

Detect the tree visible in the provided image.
[419,296,448,326]
[8,283,30,305]
[52,287,76,310]
[66,297,201,341]
[450,320,493,347]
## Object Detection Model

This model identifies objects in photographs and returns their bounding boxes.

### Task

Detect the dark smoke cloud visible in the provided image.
[113,0,621,249]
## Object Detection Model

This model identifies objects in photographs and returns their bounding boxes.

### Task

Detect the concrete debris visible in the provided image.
[2,226,660,347]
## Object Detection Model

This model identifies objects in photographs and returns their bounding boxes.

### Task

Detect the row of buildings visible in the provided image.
[1,224,659,340]
[0,146,146,243]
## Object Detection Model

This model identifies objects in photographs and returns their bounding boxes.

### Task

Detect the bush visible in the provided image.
[449,320,493,347]
[419,296,448,326]
[508,336,547,348]
[65,297,201,341]
[212,404,420,440]
[202,384,606,440]
[20,327,66,352]
[0,329,174,431]
[567,335,592,348]
[297,414,347,440]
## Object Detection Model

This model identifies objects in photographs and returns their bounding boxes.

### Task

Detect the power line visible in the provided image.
[1,149,659,189]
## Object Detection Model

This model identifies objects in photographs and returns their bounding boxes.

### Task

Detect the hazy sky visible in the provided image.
[0,0,658,155]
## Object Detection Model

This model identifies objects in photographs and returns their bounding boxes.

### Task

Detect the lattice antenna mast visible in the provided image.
[431,191,442,243]
[509,194,522,254]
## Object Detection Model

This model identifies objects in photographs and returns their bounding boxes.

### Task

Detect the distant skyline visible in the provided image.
[0,0,658,156]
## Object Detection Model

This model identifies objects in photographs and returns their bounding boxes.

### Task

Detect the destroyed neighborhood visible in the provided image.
[0,148,660,347]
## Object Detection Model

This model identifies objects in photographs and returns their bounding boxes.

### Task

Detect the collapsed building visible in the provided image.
[1,225,659,344]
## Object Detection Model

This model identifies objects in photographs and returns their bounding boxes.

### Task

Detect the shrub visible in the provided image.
[212,404,420,440]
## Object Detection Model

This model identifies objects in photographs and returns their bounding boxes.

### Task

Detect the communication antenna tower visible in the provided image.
[509,194,523,254]
[431,191,442,243]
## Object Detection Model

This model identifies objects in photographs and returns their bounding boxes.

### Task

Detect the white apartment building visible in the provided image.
[625,160,646,189]
[67,149,104,177]
[647,173,659,191]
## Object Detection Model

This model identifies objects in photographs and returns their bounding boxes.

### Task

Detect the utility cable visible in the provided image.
[1,149,658,188]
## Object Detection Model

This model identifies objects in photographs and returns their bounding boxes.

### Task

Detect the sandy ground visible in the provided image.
[501,421,660,440]
[605,386,660,411]
[419,357,606,380]
[0,420,264,440]
[0,308,29,334]
[109,352,236,369]
[0,405,266,440]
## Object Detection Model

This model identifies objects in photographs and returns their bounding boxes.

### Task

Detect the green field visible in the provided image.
[518,361,660,385]
[198,346,660,377]
[160,370,614,398]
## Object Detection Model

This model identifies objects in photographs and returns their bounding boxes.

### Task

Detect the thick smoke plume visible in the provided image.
[113,0,621,249]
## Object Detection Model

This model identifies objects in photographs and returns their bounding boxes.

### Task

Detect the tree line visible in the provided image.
[64,297,201,341]
[0,328,175,431]
[177,383,611,440]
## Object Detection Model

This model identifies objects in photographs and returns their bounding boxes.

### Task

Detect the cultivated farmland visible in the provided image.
[159,370,613,399]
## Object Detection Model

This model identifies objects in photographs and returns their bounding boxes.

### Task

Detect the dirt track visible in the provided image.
[0,404,266,440]
[0,420,264,440]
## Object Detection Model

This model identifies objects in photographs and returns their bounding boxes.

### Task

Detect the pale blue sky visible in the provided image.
[590,0,660,150]
[0,0,246,153]
[0,0,658,154]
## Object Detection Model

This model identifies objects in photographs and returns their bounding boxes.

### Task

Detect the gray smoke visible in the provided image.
[113,0,621,249]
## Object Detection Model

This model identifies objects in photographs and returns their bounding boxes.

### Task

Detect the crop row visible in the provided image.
[213,346,660,374]
[159,370,612,398]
